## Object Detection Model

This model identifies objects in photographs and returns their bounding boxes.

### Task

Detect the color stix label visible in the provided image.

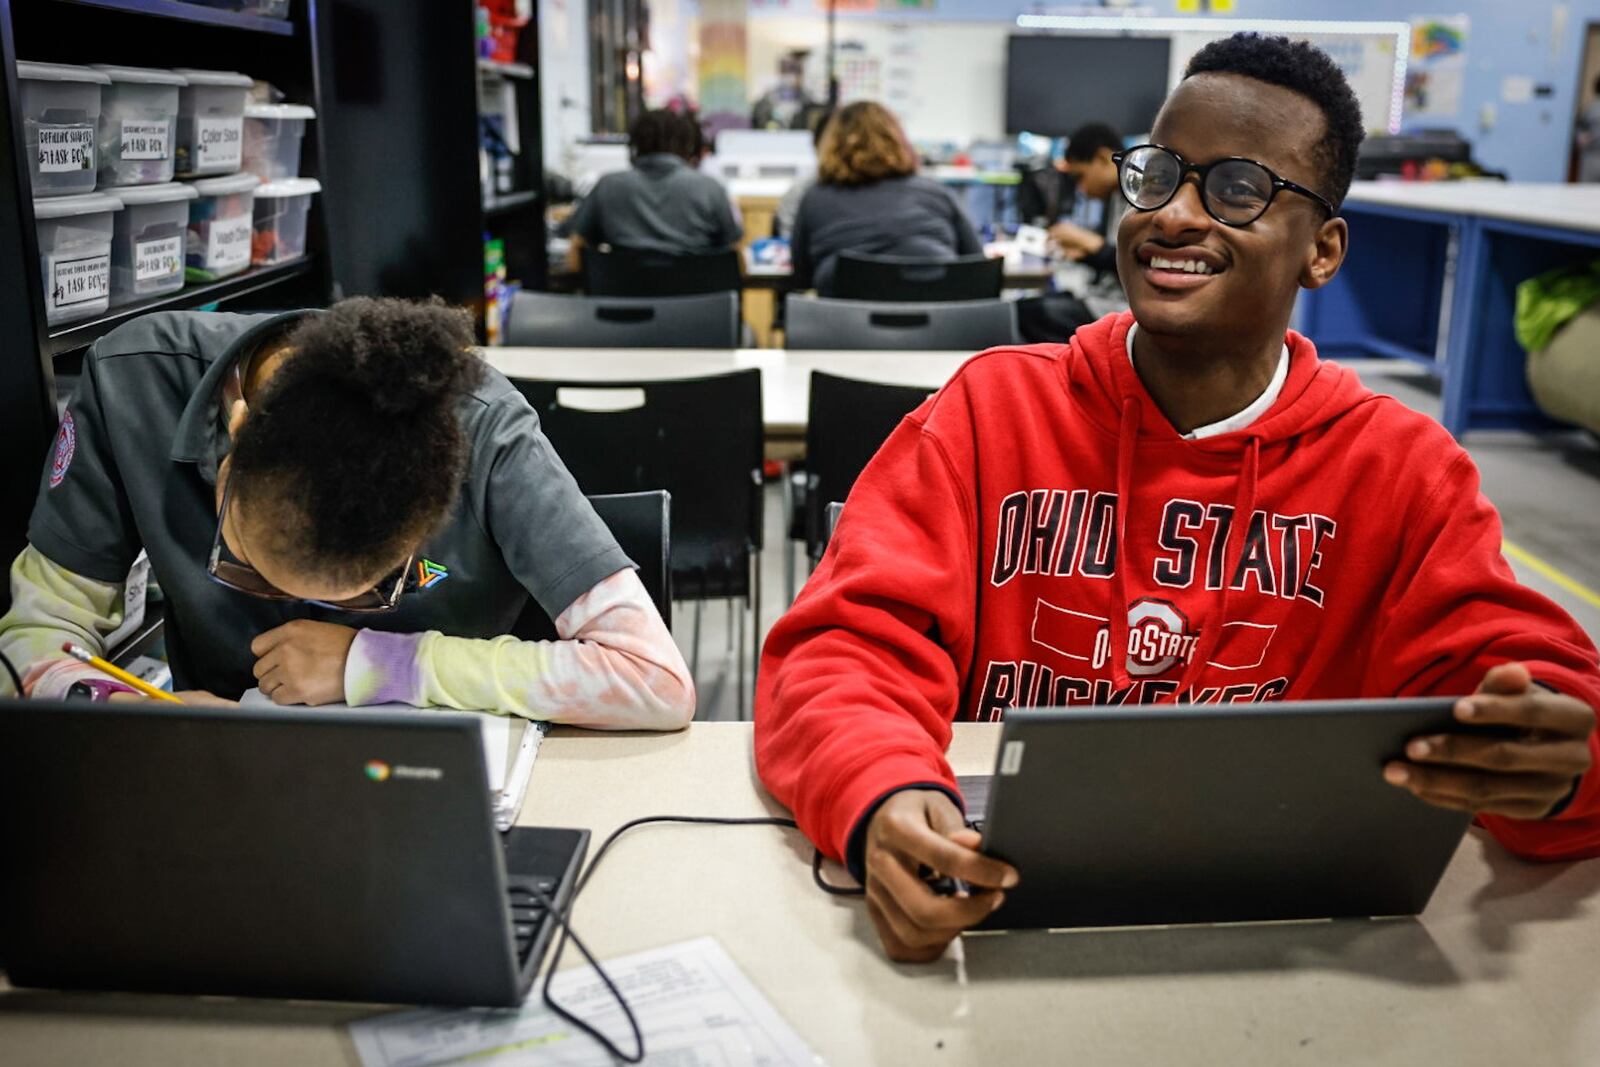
[194,117,242,169]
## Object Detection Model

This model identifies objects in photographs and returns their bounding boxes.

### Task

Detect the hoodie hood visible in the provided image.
[1063,311,1379,694]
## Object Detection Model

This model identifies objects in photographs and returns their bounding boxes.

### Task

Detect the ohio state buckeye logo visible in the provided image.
[1124,598,1201,676]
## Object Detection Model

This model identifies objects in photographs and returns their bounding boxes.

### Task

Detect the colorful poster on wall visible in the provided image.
[699,0,749,133]
[1407,16,1469,119]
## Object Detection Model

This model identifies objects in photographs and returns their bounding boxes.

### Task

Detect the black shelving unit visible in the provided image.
[476,15,547,321]
[0,0,333,611]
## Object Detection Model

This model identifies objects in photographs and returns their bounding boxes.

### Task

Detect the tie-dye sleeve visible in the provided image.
[0,544,128,699]
[343,568,695,730]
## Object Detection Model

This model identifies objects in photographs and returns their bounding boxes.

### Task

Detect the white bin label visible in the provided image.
[49,253,110,308]
[205,214,252,271]
[121,119,171,161]
[195,117,242,170]
[38,125,95,173]
[134,236,184,282]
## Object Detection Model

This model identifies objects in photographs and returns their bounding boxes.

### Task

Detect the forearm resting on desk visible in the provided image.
[345,568,695,730]
[0,545,125,698]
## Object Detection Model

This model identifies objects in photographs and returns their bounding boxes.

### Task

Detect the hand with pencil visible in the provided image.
[62,644,235,706]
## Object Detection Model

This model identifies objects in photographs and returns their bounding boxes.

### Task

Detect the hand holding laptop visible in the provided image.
[1385,662,1596,820]
[861,789,1018,964]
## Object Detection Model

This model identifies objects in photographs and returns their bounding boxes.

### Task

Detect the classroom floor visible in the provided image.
[677,365,1600,722]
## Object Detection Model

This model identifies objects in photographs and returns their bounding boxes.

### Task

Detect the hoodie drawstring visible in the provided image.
[1173,435,1261,701]
[1109,397,1141,691]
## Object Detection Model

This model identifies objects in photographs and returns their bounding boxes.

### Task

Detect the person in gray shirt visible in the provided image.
[0,299,694,727]
[790,101,982,295]
[566,109,743,270]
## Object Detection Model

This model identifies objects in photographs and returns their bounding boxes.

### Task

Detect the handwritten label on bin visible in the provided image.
[38,126,94,173]
[205,214,252,272]
[195,117,242,170]
[121,119,171,161]
[50,253,110,308]
[134,236,184,282]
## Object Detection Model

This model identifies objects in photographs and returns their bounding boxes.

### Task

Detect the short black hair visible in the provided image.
[1063,122,1122,163]
[1183,33,1364,210]
[230,297,483,586]
[629,109,696,162]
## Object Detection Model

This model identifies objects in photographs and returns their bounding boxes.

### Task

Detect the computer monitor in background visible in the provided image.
[1005,35,1172,138]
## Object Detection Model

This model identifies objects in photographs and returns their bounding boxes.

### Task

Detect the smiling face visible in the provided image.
[1115,72,1348,353]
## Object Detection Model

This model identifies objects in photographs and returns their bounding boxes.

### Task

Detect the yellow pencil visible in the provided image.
[61,643,184,704]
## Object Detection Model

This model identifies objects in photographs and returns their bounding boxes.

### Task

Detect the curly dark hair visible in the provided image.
[228,297,484,587]
[629,108,696,162]
[1183,33,1365,210]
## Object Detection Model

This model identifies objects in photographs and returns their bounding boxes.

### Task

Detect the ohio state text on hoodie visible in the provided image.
[755,312,1600,867]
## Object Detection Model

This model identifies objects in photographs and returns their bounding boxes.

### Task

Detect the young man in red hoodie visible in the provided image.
[755,33,1600,963]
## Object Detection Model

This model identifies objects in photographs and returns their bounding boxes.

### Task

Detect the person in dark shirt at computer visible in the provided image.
[789,101,982,296]
[565,109,742,271]
[1049,122,1128,278]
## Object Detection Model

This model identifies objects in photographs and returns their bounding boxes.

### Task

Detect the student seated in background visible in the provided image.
[564,108,742,272]
[756,33,1600,962]
[1048,121,1128,280]
[0,298,694,729]
[790,101,982,295]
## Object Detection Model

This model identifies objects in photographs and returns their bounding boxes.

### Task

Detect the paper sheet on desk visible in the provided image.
[347,936,817,1067]
[238,689,512,793]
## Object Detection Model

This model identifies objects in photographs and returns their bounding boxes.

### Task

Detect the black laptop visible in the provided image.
[0,698,587,1007]
[971,699,1486,931]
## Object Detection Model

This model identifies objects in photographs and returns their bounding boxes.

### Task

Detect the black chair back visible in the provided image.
[785,295,1019,351]
[832,251,1003,303]
[512,491,672,640]
[510,371,762,601]
[803,372,933,560]
[506,291,739,348]
[584,245,743,297]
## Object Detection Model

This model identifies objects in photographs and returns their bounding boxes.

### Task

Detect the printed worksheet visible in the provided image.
[347,937,819,1067]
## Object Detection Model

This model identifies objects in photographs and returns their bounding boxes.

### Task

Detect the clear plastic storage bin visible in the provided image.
[242,102,315,180]
[173,69,252,177]
[17,62,109,198]
[91,65,187,188]
[251,177,319,265]
[109,182,197,306]
[34,192,120,325]
[186,172,258,281]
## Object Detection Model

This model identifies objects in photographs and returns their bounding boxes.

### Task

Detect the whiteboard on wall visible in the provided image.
[748,18,1010,146]
[746,17,1404,146]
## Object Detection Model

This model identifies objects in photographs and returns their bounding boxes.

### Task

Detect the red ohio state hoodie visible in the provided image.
[755,311,1600,868]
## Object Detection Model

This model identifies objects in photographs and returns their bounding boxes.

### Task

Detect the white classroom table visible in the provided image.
[1345,180,1600,235]
[487,346,975,453]
[3,723,1596,1066]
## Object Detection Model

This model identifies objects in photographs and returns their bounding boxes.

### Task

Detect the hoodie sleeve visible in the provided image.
[754,405,979,862]
[1364,450,1600,860]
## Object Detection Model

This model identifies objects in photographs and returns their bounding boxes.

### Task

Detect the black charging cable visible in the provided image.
[0,649,24,698]
[521,814,864,1063]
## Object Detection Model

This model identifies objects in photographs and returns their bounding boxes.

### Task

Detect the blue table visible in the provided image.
[1299,182,1600,438]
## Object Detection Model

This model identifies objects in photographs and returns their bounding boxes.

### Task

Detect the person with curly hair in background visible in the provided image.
[0,298,695,730]
[789,100,982,295]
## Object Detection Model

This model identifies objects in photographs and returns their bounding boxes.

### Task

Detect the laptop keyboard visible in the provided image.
[506,875,558,964]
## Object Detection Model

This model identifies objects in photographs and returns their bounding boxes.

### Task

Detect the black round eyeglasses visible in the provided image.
[1112,143,1336,227]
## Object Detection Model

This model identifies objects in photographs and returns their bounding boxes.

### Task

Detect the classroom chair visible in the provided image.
[584,245,743,297]
[509,371,763,717]
[784,372,935,602]
[825,501,844,547]
[511,491,673,642]
[506,291,740,349]
[785,295,1020,351]
[831,251,1004,303]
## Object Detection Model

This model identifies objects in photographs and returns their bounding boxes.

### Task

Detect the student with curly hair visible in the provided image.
[0,298,694,729]
[790,100,982,295]
[757,34,1600,962]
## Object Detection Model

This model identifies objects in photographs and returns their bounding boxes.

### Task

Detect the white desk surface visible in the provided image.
[487,346,975,436]
[741,254,1056,283]
[1345,181,1600,234]
[3,723,1597,1067]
